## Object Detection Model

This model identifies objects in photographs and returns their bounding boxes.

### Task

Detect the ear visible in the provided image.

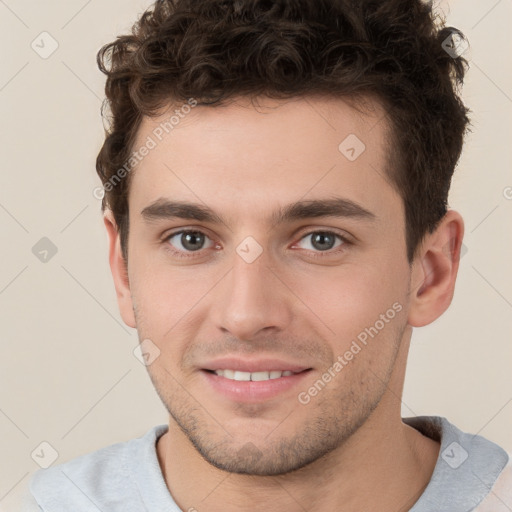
[408,210,465,327]
[103,210,136,328]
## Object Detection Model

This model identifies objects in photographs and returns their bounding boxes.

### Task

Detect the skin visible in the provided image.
[104,95,464,512]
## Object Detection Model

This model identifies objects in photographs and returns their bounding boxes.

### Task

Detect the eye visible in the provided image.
[164,229,215,255]
[294,231,348,254]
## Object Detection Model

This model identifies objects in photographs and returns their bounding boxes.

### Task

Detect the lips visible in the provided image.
[200,357,313,402]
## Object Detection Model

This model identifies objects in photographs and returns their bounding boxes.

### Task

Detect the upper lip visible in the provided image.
[202,357,311,373]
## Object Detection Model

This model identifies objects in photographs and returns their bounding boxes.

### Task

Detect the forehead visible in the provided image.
[128,96,401,227]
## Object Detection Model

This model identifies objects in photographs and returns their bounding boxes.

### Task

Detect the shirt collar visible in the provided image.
[404,415,509,512]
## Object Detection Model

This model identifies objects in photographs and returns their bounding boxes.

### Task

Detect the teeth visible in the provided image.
[213,369,298,381]
[251,371,270,381]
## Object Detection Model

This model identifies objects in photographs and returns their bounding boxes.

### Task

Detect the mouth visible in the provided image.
[200,361,313,402]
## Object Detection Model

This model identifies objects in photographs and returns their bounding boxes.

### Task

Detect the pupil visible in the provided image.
[182,232,204,251]
[312,232,334,251]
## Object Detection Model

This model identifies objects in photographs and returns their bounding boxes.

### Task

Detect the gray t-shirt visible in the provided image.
[22,416,511,511]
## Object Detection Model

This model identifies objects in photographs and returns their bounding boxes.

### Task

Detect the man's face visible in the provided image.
[122,96,413,475]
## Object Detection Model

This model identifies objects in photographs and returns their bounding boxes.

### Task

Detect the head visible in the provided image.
[98,0,469,475]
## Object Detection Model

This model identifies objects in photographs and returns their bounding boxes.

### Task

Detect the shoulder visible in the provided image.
[27,425,167,512]
[404,416,510,512]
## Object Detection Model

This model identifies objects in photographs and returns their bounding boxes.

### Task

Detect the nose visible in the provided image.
[210,248,293,341]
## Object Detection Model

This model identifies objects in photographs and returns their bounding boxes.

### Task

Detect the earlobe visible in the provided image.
[408,210,465,328]
[103,210,136,329]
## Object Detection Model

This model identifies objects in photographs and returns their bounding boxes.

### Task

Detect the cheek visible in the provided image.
[129,258,217,339]
[296,263,408,349]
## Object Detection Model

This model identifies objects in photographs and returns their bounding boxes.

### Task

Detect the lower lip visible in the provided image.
[201,369,312,402]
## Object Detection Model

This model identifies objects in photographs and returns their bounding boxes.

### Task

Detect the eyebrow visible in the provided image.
[140,197,376,228]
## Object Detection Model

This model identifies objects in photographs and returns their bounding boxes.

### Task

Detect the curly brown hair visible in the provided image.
[96,0,470,263]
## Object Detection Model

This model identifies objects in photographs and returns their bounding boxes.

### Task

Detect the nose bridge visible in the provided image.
[211,244,292,340]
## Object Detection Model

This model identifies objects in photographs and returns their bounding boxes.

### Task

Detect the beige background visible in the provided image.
[1,0,511,510]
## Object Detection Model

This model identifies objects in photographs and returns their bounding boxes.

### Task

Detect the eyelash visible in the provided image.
[161,229,351,260]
